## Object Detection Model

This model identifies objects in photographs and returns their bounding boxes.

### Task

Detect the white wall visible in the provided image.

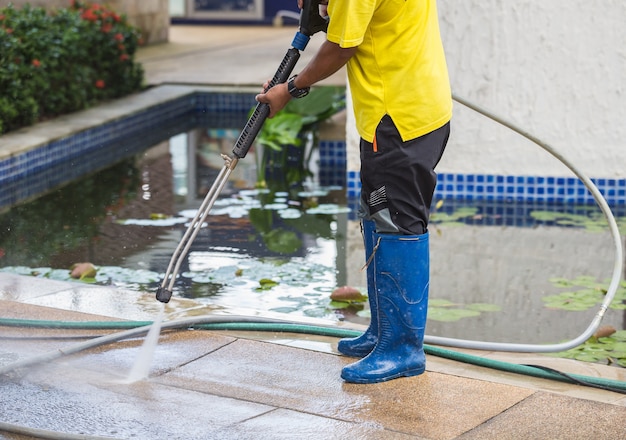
[346,1,626,179]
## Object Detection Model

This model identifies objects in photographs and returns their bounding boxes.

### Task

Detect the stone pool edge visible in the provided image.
[0,84,265,212]
[0,84,253,158]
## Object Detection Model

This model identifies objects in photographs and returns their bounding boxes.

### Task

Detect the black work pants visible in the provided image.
[359,115,450,235]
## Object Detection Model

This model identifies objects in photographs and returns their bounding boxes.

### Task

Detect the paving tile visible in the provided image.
[209,407,422,440]
[0,273,72,302]
[20,287,161,322]
[1,364,275,440]
[340,373,534,440]
[221,329,340,354]
[156,338,534,439]
[482,351,626,383]
[427,347,626,405]
[0,274,213,321]
[1,301,127,371]
[1,299,120,322]
[457,392,626,439]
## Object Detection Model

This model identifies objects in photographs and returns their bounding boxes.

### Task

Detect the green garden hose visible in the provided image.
[1,315,625,393]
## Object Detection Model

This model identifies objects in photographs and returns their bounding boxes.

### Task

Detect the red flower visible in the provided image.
[32,59,41,67]
[0,14,5,21]
[82,9,98,21]
[101,23,112,33]
[95,79,105,89]
[0,248,5,259]
[114,33,124,42]
[119,53,129,62]
[4,27,13,34]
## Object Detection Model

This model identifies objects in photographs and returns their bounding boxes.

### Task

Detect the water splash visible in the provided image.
[122,303,165,383]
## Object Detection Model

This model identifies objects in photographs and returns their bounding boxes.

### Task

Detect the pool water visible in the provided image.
[1,128,625,357]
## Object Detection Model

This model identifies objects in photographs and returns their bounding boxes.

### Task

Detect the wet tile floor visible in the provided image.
[1,265,625,439]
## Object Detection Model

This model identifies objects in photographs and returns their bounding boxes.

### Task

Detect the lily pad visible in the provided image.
[426,298,501,322]
[467,303,502,312]
[552,329,626,366]
[544,276,626,311]
[256,278,279,291]
[428,307,481,322]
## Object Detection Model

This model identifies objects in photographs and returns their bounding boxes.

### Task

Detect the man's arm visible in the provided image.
[255,40,356,117]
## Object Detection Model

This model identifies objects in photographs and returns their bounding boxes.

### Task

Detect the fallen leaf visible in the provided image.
[70,262,97,279]
[330,286,366,302]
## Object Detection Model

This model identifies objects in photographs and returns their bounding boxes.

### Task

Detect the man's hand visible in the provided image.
[255,81,291,118]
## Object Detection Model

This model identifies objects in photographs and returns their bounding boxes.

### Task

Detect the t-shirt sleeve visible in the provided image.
[327,0,376,48]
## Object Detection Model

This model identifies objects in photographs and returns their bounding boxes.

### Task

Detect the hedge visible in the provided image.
[0,1,144,135]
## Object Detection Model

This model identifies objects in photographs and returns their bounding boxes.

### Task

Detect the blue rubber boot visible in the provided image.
[337,219,378,357]
[341,232,429,384]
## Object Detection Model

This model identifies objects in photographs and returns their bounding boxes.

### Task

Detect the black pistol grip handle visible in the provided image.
[300,0,329,37]
[232,48,302,159]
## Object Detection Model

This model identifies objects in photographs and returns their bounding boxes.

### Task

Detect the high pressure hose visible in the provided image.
[0,421,119,440]
[422,94,625,353]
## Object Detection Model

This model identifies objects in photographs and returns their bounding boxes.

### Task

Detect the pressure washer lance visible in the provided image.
[155,1,328,303]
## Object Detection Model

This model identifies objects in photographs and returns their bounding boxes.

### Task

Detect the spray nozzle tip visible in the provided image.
[155,287,172,303]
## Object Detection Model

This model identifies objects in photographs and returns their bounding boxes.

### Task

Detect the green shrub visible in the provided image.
[0,1,144,134]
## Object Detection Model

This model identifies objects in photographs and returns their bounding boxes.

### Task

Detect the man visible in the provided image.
[256,0,452,384]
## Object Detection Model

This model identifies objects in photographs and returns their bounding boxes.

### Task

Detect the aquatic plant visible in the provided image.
[543,276,626,312]
[544,275,626,368]
[332,296,502,323]
[427,298,501,322]
[430,200,480,231]
[254,86,345,189]
[552,329,626,368]
[530,209,626,235]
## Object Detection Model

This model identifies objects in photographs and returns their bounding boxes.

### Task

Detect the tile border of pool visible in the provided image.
[348,171,626,206]
[1,84,624,211]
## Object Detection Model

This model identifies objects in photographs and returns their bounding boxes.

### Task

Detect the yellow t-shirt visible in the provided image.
[327,0,452,142]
